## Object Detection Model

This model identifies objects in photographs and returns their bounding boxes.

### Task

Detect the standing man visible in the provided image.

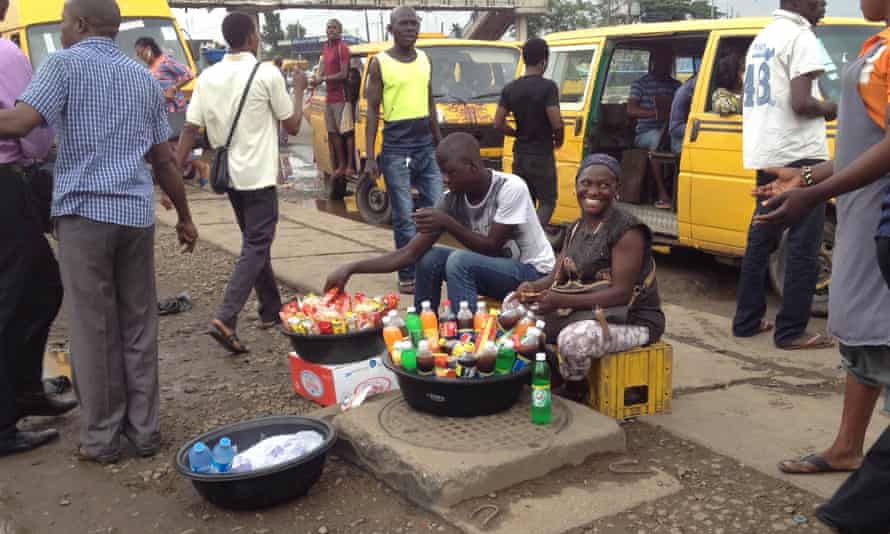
[0,0,76,457]
[734,0,836,351]
[494,37,564,227]
[311,19,354,177]
[364,6,443,294]
[627,48,681,209]
[0,0,198,464]
[177,12,308,354]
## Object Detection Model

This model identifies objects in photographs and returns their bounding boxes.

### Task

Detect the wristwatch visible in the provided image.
[802,166,815,187]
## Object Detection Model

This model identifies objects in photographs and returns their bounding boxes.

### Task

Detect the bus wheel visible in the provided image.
[356,175,392,226]
[322,172,348,200]
[769,214,835,318]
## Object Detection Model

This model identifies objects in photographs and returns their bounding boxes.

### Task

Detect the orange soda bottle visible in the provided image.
[382,316,403,354]
[420,300,439,348]
[514,310,535,340]
[473,302,489,336]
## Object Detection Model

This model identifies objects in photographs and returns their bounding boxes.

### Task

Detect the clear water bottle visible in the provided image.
[188,441,214,474]
[212,437,237,473]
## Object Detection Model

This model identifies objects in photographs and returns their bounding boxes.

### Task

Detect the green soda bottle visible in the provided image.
[405,306,423,346]
[495,340,516,375]
[531,352,551,425]
[401,346,417,374]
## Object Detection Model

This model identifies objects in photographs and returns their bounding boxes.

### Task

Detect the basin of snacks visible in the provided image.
[278,290,396,364]
[383,353,532,417]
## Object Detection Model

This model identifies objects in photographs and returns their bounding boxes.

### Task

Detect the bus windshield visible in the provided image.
[26,17,190,72]
[814,25,881,103]
[424,46,520,103]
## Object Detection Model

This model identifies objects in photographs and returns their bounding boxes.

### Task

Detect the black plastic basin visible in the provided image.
[383,354,532,417]
[279,326,386,364]
[174,416,337,510]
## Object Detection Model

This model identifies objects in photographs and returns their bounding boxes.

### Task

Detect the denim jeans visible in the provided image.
[635,128,663,151]
[732,160,826,346]
[414,247,543,313]
[380,145,443,282]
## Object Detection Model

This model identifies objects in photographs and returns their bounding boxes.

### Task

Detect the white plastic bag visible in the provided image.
[230,431,324,473]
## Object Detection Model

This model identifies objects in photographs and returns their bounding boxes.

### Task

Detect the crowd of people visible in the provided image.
[2,0,890,530]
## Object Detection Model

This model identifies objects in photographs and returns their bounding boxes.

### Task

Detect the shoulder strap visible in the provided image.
[224,62,261,149]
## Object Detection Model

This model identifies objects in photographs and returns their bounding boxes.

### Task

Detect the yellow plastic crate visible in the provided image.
[587,341,673,420]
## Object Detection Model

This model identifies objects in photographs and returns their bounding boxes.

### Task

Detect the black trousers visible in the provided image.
[0,165,63,433]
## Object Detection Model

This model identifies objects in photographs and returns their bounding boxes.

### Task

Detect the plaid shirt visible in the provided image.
[19,37,170,228]
[150,54,193,112]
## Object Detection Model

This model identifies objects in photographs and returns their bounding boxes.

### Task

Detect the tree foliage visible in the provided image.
[261,12,286,52]
[286,22,307,40]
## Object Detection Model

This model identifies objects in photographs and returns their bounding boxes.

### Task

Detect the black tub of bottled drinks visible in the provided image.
[382,301,542,418]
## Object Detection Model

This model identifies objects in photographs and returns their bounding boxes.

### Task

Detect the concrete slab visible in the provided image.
[650,383,886,499]
[271,252,395,295]
[672,341,771,391]
[664,304,842,378]
[434,470,682,534]
[332,391,626,508]
[271,232,374,259]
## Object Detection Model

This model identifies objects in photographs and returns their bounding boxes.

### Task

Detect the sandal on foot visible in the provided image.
[398,280,415,295]
[778,333,834,351]
[654,200,673,210]
[208,319,249,354]
[778,454,858,475]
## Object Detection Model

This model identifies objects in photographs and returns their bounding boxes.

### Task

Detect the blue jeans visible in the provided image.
[380,146,443,282]
[414,247,544,313]
[733,162,826,346]
[635,128,663,151]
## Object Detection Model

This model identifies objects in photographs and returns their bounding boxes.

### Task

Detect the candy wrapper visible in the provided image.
[279,289,399,336]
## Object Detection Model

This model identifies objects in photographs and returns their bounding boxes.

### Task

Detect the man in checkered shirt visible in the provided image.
[0,0,198,464]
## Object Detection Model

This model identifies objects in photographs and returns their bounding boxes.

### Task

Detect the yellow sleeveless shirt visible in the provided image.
[377,50,431,122]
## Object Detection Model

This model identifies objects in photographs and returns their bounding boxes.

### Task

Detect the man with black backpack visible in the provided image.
[177,12,307,354]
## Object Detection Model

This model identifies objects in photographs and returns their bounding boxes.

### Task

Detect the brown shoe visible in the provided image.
[16,393,78,418]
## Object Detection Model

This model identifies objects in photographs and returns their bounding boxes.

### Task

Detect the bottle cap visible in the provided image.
[388,310,398,317]
[477,302,486,310]
[418,340,429,351]
[536,320,546,329]
[193,442,207,452]
[460,300,469,308]
[220,437,231,447]
[383,316,391,326]
[442,299,451,306]
[407,306,416,313]
[500,340,514,350]
[421,300,431,309]
[535,352,546,362]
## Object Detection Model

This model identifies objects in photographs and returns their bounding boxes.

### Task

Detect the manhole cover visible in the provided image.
[378,392,571,452]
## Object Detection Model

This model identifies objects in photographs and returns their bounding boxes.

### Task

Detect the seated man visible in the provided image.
[627,48,681,209]
[668,74,696,155]
[325,132,556,312]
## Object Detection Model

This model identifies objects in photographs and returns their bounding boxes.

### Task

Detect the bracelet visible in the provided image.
[802,166,815,187]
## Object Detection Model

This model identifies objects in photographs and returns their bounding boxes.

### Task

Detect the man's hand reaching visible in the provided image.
[176,219,198,253]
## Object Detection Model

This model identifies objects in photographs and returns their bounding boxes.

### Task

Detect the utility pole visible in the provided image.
[365,10,371,42]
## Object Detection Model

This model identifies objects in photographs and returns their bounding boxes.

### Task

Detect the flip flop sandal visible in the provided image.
[654,200,673,210]
[255,319,279,330]
[778,454,858,475]
[778,333,834,351]
[758,320,775,334]
[208,320,249,354]
[398,280,415,295]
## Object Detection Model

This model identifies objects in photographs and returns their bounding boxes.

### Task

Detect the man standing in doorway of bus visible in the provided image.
[311,19,354,177]
[734,0,837,351]
[0,0,77,457]
[364,6,443,295]
[0,0,198,463]
[495,37,564,227]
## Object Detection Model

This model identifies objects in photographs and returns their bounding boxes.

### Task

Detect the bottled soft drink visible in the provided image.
[434,353,449,378]
[212,437,237,473]
[188,441,214,474]
[405,307,423,346]
[401,345,417,373]
[438,300,458,340]
[495,340,516,375]
[514,311,536,340]
[389,310,407,338]
[458,351,478,378]
[518,322,544,359]
[456,301,474,337]
[473,302,489,336]
[498,304,524,331]
[420,301,439,347]
[531,353,551,425]
[476,341,498,377]
[392,340,407,367]
[416,340,434,376]
[382,316,403,354]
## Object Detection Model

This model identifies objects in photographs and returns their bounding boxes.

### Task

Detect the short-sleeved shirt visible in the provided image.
[668,75,696,141]
[322,39,350,104]
[19,37,170,228]
[742,9,829,169]
[186,52,294,190]
[149,54,193,112]
[857,28,890,238]
[630,73,681,134]
[438,171,555,273]
[498,75,560,155]
[0,38,53,164]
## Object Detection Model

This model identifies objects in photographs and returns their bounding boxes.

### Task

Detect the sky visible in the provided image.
[173,1,864,42]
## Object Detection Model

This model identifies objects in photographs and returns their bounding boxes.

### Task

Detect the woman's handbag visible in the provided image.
[210,62,261,194]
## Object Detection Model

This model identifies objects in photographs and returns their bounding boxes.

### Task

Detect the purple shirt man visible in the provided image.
[0,38,53,164]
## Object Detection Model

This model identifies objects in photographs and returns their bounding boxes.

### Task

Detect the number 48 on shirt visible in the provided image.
[744,47,775,108]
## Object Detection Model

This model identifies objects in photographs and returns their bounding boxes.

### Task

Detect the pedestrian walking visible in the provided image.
[176,11,308,354]
[311,19,354,177]
[733,0,837,351]
[753,0,890,478]
[0,0,198,464]
[363,6,443,294]
[0,0,77,457]
[494,37,564,227]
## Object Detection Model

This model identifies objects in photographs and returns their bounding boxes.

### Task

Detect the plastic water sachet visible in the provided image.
[230,431,324,473]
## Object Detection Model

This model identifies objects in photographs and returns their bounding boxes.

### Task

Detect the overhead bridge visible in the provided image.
[168,0,542,40]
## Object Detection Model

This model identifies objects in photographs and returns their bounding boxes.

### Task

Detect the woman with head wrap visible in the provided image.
[510,154,665,401]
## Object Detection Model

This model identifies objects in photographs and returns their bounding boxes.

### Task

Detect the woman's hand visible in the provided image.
[526,290,566,315]
[514,282,539,304]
